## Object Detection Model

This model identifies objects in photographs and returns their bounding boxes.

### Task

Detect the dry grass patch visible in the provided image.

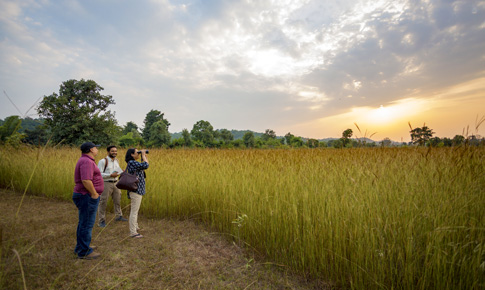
[0,189,330,289]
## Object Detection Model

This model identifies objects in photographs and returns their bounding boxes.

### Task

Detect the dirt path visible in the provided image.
[0,189,328,289]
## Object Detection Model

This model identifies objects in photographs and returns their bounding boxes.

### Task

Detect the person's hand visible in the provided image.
[110,172,119,177]
[91,192,100,199]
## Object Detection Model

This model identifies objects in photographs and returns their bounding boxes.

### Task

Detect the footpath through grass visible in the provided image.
[0,189,329,290]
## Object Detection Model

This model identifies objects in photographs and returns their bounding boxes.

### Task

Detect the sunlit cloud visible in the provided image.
[286,76,485,140]
[1,0,484,140]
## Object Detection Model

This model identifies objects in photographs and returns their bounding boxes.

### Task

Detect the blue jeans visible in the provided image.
[72,192,99,257]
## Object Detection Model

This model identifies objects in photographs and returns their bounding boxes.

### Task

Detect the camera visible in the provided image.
[137,150,149,154]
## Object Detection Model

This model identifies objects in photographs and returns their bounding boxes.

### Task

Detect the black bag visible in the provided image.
[116,171,139,192]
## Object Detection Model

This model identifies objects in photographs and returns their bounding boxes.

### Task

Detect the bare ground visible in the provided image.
[0,189,331,289]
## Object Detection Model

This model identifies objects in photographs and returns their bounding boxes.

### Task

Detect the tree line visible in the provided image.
[1,79,483,148]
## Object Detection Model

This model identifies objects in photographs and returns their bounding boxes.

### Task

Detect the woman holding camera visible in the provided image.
[125,148,149,238]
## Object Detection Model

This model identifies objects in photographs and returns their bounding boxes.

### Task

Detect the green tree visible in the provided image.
[147,120,171,147]
[232,139,244,148]
[20,117,44,132]
[380,137,392,147]
[332,139,343,148]
[142,110,170,142]
[218,129,234,144]
[191,120,215,147]
[119,132,136,147]
[0,116,26,146]
[409,123,434,146]
[284,132,294,146]
[254,137,264,148]
[122,121,139,135]
[265,138,282,148]
[442,137,452,147]
[181,128,192,147]
[171,137,185,148]
[132,129,144,146]
[37,79,119,145]
[452,135,465,146]
[0,115,22,142]
[262,129,276,142]
[23,124,49,146]
[428,137,442,147]
[291,137,304,148]
[243,131,255,148]
[341,128,353,148]
[307,138,319,148]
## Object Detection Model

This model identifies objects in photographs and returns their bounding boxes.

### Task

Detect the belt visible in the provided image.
[105,180,117,183]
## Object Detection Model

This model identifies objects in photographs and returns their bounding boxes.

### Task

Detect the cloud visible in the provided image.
[0,0,484,139]
[301,0,485,112]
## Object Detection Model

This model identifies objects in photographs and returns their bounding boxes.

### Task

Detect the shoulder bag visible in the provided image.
[116,169,139,192]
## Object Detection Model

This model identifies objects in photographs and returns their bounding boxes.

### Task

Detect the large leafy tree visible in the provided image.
[0,115,25,144]
[409,123,434,146]
[380,137,392,147]
[142,110,170,142]
[191,120,215,147]
[181,128,192,147]
[243,131,255,148]
[122,121,139,135]
[0,115,22,141]
[341,128,353,148]
[291,136,304,147]
[23,124,49,145]
[284,132,294,145]
[37,79,120,145]
[119,128,144,147]
[262,129,276,142]
[147,120,171,147]
[307,138,319,148]
[452,135,465,146]
[218,129,234,144]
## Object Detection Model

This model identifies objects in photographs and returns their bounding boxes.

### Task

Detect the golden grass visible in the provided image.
[1,146,484,289]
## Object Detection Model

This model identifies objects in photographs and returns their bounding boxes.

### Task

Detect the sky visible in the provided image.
[1,0,484,142]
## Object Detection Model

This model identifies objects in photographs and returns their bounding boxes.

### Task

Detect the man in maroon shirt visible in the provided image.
[73,142,104,259]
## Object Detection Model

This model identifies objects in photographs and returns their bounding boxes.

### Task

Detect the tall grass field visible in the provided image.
[1,145,484,289]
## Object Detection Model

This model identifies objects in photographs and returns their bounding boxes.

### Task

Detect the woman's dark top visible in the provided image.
[126,160,149,195]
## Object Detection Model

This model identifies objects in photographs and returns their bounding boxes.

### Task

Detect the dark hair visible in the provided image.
[125,148,136,163]
[107,145,117,152]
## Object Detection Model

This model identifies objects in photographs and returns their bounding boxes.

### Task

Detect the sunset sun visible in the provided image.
[369,105,394,123]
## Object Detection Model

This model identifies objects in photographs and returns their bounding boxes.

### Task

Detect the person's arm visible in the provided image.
[99,158,119,178]
[82,180,100,199]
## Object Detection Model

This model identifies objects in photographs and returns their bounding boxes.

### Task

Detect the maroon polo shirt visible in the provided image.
[74,154,104,195]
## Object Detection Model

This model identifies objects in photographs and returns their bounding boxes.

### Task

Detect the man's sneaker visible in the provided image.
[79,251,101,260]
[115,216,128,222]
[98,221,106,227]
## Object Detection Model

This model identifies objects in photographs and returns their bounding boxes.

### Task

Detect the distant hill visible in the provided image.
[229,129,264,140]
[353,137,377,144]
[0,117,44,132]
[171,132,183,139]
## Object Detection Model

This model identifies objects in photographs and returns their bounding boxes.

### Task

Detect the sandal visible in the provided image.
[131,233,143,238]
